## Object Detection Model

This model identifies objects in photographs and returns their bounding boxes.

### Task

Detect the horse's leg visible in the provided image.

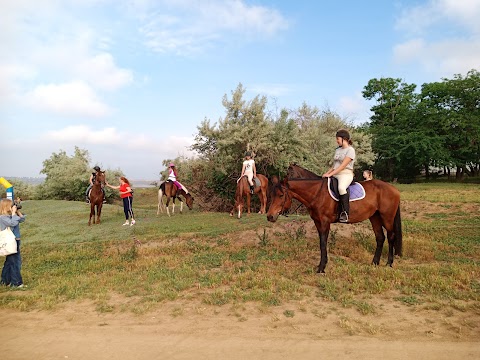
[386,230,395,267]
[314,219,330,274]
[180,199,183,213]
[157,190,162,215]
[172,198,175,215]
[246,193,251,215]
[260,189,267,214]
[369,213,386,265]
[97,203,102,224]
[88,203,94,226]
[166,196,171,217]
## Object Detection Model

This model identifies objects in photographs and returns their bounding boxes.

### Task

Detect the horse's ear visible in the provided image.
[271,175,279,185]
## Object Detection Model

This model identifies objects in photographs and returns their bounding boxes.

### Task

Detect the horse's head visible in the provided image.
[185,193,194,210]
[95,171,106,185]
[288,163,321,179]
[266,176,292,222]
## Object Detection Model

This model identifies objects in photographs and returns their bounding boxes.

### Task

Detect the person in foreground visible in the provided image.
[106,176,136,226]
[0,199,26,288]
[322,129,356,223]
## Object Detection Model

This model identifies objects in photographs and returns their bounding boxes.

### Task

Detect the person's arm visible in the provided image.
[120,186,132,195]
[106,183,120,190]
[240,163,246,176]
[253,162,257,177]
[89,174,94,185]
[0,208,22,227]
[322,167,334,178]
[327,157,352,177]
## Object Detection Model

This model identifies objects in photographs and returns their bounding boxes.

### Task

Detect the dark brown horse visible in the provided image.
[88,171,105,225]
[230,174,269,219]
[157,181,194,217]
[267,164,402,273]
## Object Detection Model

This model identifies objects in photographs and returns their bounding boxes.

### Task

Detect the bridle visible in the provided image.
[277,175,326,217]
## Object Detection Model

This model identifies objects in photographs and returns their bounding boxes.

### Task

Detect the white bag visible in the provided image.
[0,227,17,256]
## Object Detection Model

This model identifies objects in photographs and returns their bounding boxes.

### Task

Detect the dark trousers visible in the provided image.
[123,196,134,220]
[1,240,23,286]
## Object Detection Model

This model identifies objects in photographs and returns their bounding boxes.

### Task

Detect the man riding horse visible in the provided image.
[86,166,106,204]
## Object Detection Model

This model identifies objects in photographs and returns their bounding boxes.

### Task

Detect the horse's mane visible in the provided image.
[288,164,321,179]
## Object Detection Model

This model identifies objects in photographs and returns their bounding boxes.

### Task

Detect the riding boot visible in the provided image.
[339,194,350,223]
[250,185,254,194]
[86,195,90,204]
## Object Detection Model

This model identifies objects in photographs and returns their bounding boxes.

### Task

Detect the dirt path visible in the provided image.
[2,300,479,360]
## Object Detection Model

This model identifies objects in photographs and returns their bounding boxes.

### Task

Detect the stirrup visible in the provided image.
[339,211,349,223]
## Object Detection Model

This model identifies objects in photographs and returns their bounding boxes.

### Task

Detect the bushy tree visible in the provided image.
[38,147,124,202]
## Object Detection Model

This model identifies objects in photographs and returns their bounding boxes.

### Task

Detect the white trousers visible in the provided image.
[333,169,354,195]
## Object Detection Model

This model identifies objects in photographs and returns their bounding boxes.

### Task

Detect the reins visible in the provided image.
[279,176,326,216]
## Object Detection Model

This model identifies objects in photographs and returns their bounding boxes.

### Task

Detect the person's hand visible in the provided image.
[322,173,330,178]
[11,205,17,214]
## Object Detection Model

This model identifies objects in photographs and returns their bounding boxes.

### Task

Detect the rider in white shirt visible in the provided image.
[241,152,256,194]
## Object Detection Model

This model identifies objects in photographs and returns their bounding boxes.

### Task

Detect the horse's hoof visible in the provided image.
[316,271,326,276]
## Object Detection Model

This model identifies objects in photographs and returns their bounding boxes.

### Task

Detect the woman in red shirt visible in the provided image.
[106,176,135,226]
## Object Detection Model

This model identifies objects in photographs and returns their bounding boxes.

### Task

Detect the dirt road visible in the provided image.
[2,300,479,360]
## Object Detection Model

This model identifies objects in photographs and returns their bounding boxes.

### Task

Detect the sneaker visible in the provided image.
[130,220,136,226]
[122,221,130,226]
[11,284,26,288]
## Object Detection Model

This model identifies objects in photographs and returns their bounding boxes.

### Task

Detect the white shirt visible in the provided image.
[168,168,176,181]
[333,146,356,170]
[243,159,255,174]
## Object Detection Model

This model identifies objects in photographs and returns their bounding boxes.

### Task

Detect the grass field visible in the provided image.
[1,183,479,318]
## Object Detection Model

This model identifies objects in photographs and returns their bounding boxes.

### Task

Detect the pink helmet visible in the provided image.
[169,162,175,167]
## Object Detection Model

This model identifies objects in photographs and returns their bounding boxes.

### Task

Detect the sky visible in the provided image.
[1,0,479,180]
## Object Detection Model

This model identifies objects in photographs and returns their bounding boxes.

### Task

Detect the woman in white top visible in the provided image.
[322,129,356,223]
[241,152,256,194]
[167,163,188,193]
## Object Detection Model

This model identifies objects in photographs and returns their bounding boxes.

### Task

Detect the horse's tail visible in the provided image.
[158,183,165,210]
[394,205,403,257]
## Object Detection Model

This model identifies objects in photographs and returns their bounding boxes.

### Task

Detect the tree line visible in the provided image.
[10,69,478,208]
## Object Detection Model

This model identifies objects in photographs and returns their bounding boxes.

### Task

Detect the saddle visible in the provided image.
[327,177,365,202]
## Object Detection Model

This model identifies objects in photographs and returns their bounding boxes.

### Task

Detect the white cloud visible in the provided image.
[44,125,122,144]
[396,0,480,34]
[26,81,112,117]
[394,37,480,75]
[138,0,289,55]
[1,1,133,116]
[337,92,372,124]
[249,84,292,97]
[75,53,133,91]
[394,0,480,75]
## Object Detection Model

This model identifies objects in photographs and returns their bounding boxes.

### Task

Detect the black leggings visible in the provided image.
[122,196,134,220]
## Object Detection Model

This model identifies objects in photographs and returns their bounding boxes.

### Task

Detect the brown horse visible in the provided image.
[266,164,402,273]
[157,181,194,217]
[230,174,269,219]
[88,171,105,225]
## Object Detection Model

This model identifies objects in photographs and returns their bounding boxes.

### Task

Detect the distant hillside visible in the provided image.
[5,177,157,188]
[6,177,45,186]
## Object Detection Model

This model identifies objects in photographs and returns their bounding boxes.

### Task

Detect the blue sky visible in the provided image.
[1,0,479,180]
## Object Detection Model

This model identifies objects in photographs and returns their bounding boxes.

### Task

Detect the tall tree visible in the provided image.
[362,78,421,181]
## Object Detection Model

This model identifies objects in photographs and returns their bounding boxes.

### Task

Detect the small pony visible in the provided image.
[157,181,194,216]
[88,171,105,225]
[230,174,268,219]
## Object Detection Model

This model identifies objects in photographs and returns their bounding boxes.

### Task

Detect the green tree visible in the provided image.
[39,147,124,201]
[419,69,480,178]
[362,77,421,181]
[39,147,91,200]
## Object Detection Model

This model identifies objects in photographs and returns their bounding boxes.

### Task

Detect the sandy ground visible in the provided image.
[2,202,479,359]
[2,298,479,360]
